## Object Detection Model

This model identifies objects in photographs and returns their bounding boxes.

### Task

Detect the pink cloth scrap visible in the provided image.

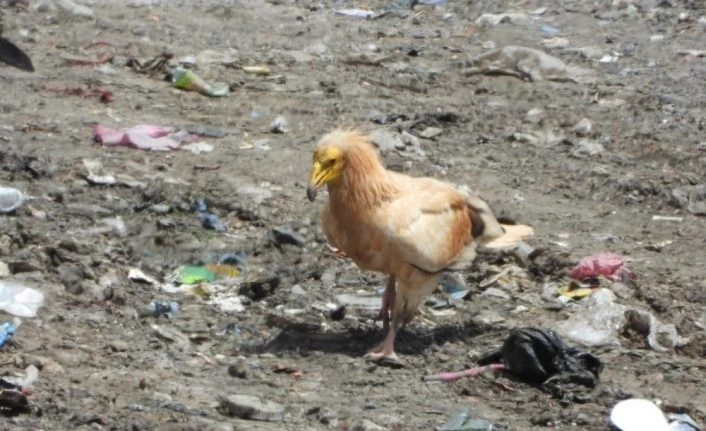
[94,124,194,151]
[569,252,636,281]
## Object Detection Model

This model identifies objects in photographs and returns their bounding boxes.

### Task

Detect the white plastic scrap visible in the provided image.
[0,281,45,318]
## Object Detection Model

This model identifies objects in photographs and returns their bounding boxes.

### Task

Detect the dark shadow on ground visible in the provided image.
[245,318,508,358]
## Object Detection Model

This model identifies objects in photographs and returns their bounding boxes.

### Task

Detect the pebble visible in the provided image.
[157,218,175,229]
[670,184,706,216]
[150,204,172,214]
[369,129,403,153]
[227,358,249,379]
[109,340,129,352]
[218,394,284,422]
[480,287,511,300]
[290,284,307,297]
[101,217,127,237]
[472,309,505,327]
[539,37,570,49]
[481,40,496,50]
[570,139,605,159]
[236,185,273,205]
[56,0,95,18]
[572,118,592,136]
[352,419,387,431]
[270,227,306,247]
[525,107,545,124]
[270,115,288,134]
[419,127,443,139]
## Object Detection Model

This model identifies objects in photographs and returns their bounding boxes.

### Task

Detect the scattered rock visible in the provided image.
[525,108,545,124]
[270,115,288,134]
[270,227,306,247]
[236,185,273,205]
[56,0,95,18]
[671,185,706,216]
[476,12,531,27]
[290,284,307,297]
[419,127,443,139]
[240,275,281,300]
[572,118,593,136]
[570,139,605,159]
[227,358,249,379]
[352,419,387,431]
[369,129,403,153]
[335,293,382,310]
[108,340,129,352]
[218,394,285,422]
[151,204,172,214]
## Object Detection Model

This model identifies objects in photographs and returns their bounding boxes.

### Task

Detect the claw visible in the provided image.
[364,350,405,368]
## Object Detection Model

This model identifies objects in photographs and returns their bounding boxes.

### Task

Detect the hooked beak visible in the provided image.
[307,161,323,202]
[306,184,319,202]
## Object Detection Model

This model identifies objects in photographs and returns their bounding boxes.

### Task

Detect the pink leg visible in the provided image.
[375,276,396,333]
[364,318,402,365]
[366,280,403,365]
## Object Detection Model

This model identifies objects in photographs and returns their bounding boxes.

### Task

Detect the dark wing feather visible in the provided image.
[0,37,34,72]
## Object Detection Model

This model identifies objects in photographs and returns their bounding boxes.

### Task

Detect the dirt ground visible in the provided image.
[0,0,705,430]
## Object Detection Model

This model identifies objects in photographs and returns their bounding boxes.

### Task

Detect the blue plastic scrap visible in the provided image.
[193,199,227,232]
[0,321,17,348]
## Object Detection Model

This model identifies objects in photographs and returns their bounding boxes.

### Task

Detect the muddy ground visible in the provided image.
[0,0,705,430]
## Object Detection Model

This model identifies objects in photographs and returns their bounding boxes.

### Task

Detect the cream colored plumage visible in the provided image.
[307,129,504,363]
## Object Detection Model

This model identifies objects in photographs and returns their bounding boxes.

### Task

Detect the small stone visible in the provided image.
[236,185,273,205]
[270,227,306,247]
[101,217,127,237]
[572,118,592,136]
[157,218,175,229]
[591,166,610,177]
[150,204,171,214]
[472,309,505,327]
[109,340,129,352]
[481,40,496,49]
[0,261,9,277]
[227,358,248,379]
[239,275,280,300]
[56,0,94,18]
[352,419,386,431]
[369,129,403,153]
[83,280,108,302]
[58,264,87,293]
[570,139,605,159]
[480,287,511,300]
[670,185,706,216]
[525,107,544,124]
[611,282,634,300]
[217,394,284,422]
[290,284,307,297]
[270,115,288,134]
[419,127,443,139]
